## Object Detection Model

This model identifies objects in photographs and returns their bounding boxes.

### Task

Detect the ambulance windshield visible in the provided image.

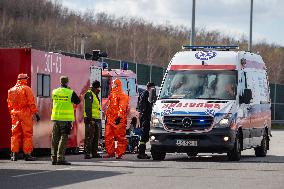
[160,70,237,100]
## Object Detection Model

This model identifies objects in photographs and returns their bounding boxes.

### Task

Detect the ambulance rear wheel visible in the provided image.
[151,150,166,161]
[227,134,241,161]
[254,131,268,157]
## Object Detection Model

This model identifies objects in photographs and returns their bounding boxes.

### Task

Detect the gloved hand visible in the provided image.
[115,117,121,125]
[35,113,40,122]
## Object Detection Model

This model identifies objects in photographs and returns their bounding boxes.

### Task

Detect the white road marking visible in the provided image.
[11,167,73,178]
[56,167,74,171]
[108,161,120,163]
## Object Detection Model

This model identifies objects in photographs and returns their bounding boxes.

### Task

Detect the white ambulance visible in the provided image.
[150,45,271,161]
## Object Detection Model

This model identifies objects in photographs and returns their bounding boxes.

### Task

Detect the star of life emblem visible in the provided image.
[205,108,216,116]
[162,108,174,116]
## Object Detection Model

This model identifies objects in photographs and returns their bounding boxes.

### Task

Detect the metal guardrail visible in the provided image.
[270,84,284,123]
[272,120,284,124]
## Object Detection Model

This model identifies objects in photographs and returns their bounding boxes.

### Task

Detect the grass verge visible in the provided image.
[272,123,284,130]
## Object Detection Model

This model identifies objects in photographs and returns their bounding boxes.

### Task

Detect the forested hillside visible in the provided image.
[0,0,283,83]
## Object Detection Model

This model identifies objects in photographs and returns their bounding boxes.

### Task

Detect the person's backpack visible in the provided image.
[148,87,157,104]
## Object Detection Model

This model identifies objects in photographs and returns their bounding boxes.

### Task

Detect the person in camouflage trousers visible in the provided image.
[84,80,102,159]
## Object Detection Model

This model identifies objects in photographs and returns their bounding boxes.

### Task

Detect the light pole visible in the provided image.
[248,0,253,52]
[190,0,196,46]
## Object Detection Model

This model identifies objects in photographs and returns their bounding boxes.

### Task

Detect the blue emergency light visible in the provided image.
[121,61,128,70]
[101,62,108,69]
[182,45,239,51]
[199,119,205,122]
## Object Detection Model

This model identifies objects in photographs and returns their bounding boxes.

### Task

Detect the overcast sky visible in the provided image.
[60,0,284,46]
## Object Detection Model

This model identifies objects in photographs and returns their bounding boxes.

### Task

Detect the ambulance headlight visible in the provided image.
[216,114,233,127]
[151,114,163,128]
[219,118,229,126]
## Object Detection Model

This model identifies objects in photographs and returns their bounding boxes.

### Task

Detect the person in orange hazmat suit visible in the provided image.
[7,73,40,161]
[105,78,129,159]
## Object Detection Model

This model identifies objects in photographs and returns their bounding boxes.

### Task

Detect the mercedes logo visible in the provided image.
[182,117,192,127]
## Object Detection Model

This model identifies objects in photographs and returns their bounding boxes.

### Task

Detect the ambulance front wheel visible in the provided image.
[227,133,241,161]
[151,150,166,161]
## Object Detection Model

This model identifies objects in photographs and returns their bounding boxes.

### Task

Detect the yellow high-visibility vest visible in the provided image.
[84,90,101,119]
[51,87,74,121]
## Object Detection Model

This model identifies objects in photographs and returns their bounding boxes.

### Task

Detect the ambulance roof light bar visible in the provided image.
[182,45,239,51]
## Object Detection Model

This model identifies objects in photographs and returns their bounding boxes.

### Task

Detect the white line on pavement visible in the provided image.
[11,167,73,178]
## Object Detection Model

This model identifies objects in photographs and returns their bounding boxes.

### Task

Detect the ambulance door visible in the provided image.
[245,70,260,147]
[238,70,251,149]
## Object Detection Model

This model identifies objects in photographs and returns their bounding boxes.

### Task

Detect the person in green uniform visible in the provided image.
[51,76,80,165]
[84,80,102,159]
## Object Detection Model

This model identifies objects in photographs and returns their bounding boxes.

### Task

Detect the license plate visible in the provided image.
[176,140,197,146]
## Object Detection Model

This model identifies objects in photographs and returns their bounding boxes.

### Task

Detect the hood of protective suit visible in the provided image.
[106,78,129,120]
[16,73,28,86]
[112,78,123,92]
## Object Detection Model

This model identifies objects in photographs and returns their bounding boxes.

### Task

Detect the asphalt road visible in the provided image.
[1,130,284,189]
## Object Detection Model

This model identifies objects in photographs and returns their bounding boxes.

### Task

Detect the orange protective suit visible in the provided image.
[105,78,129,158]
[7,74,38,154]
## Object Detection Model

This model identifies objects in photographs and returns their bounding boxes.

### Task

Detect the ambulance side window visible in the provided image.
[245,71,257,103]
[37,74,50,97]
[128,78,137,96]
[120,78,128,94]
[256,71,269,102]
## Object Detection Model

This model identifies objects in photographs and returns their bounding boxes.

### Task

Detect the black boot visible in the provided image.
[51,156,57,165]
[137,154,151,159]
[92,153,102,158]
[11,152,18,161]
[24,154,36,161]
[56,160,71,165]
[137,144,151,159]
[84,154,91,159]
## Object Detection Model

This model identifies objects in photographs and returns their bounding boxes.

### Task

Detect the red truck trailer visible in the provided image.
[0,48,101,152]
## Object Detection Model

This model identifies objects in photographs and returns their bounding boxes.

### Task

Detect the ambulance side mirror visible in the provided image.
[148,87,157,103]
[240,88,252,104]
